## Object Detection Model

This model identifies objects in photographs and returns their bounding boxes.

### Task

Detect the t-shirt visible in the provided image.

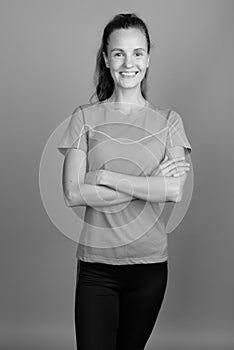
[57,100,192,265]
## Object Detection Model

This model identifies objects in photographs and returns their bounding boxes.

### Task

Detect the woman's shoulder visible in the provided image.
[147,102,171,120]
[70,101,106,129]
[70,101,103,120]
[75,100,101,112]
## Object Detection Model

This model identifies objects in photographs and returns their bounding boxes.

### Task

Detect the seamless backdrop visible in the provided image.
[1,1,234,349]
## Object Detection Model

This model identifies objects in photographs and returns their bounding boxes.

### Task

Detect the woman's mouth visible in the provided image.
[119,71,139,78]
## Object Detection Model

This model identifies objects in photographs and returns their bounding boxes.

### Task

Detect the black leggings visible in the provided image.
[74,259,168,350]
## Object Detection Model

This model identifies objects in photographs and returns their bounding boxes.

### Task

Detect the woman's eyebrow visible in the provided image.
[110,48,146,52]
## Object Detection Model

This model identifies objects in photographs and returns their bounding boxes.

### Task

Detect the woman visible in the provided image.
[57,13,192,350]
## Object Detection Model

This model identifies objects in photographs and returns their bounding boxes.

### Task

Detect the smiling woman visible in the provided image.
[102,27,150,97]
[57,12,192,350]
[91,13,152,107]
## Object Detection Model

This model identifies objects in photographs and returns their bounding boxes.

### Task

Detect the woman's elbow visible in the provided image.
[174,192,183,202]
[63,188,82,207]
[65,196,74,207]
[174,173,187,202]
[63,190,74,207]
[170,188,182,203]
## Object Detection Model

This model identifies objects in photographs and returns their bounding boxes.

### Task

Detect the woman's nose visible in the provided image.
[123,54,134,68]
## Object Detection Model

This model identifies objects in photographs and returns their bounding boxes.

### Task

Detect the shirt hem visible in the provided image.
[76,254,168,265]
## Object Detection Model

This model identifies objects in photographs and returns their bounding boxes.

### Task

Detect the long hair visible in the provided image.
[90,13,152,103]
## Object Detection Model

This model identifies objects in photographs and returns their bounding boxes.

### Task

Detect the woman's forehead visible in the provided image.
[108,28,147,48]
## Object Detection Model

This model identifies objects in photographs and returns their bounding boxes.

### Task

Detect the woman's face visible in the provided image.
[103,27,150,92]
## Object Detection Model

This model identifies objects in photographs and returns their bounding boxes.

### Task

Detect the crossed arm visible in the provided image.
[63,147,188,208]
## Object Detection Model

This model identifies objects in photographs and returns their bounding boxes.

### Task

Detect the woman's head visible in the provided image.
[92,13,152,102]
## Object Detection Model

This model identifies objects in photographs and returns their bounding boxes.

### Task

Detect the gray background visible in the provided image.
[1,0,234,349]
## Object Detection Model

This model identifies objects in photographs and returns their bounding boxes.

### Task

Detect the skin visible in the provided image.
[102,27,150,110]
[85,28,190,198]
[64,27,190,207]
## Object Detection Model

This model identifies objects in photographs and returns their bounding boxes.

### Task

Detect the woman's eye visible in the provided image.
[135,52,143,56]
[113,52,123,57]
[112,52,144,57]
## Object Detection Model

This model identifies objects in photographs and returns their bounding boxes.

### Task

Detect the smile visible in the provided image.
[119,71,139,77]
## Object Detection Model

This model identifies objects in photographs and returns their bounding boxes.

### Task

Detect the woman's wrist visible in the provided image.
[99,170,116,187]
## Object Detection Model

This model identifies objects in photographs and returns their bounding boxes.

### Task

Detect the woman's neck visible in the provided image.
[107,89,147,108]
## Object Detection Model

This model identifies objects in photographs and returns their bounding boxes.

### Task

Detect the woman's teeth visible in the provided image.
[120,71,138,77]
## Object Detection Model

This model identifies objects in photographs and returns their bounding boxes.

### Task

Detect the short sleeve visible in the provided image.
[165,110,192,154]
[57,106,88,156]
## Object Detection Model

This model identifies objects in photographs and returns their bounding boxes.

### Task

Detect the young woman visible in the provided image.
[57,13,192,350]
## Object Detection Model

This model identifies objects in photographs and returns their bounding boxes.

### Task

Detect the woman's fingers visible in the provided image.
[160,161,190,175]
[166,163,190,173]
[160,157,186,169]
[166,166,190,176]
[173,171,186,177]
[152,157,190,177]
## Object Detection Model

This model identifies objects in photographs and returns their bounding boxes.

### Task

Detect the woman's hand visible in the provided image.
[151,155,190,177]
[84,170,105,185]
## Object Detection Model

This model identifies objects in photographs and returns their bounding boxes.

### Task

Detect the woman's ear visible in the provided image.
[102,51,109,68]
[147,54,150,68]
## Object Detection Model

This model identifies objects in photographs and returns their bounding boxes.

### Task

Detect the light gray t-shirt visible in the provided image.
[57,100,192,265]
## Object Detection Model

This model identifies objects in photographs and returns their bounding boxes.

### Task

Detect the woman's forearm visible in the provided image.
[66,183,135,208]
[100,171,180,203]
